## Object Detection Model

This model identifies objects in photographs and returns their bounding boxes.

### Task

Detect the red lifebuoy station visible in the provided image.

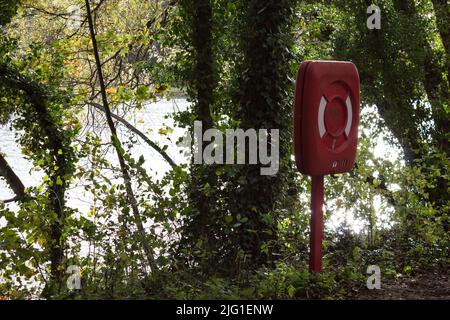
[293,60,360,272]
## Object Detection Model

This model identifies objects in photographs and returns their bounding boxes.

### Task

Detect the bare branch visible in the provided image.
[89,102,177,168]
[85,0,158,273]
[0,152,26,201]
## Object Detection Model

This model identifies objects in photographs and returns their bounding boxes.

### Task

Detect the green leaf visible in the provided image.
[56,176,63,186]
[287,285,296,298]
[136,85,150,100]
[225,215,233,224]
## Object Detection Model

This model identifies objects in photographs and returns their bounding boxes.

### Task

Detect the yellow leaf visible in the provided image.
[106,87,117,94]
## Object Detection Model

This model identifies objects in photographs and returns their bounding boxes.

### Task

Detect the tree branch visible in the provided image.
[85,0,158,273]
[146,0,178,30]
[89,102,177,168]
[0,152,26,201]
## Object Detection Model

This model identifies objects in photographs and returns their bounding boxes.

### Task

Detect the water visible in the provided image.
[0,126,45,201]
[0,99,190,214]
[0,101,400,233]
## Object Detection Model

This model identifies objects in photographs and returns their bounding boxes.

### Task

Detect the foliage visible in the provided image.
[0,0,448,299]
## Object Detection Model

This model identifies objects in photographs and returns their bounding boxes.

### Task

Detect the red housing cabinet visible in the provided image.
[294,60,360,176]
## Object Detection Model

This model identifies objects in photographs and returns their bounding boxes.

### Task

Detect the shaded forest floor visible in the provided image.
[352,271,450,300]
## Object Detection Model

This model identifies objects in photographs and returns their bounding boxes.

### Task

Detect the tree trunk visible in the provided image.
[0,62,75,298]
[232,0,295,269]
[85,0,157,273]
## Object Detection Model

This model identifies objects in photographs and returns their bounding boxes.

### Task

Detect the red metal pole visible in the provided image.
[310,175,324,272]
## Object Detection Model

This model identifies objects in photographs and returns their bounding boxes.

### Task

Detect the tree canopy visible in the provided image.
[0,0,448,299]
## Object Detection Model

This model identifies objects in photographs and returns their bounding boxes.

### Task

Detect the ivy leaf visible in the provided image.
[56,176,63,186]
[136,85,150,101]
[225,215,233,224]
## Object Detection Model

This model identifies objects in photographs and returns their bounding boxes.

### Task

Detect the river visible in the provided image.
[0,101,398,233]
